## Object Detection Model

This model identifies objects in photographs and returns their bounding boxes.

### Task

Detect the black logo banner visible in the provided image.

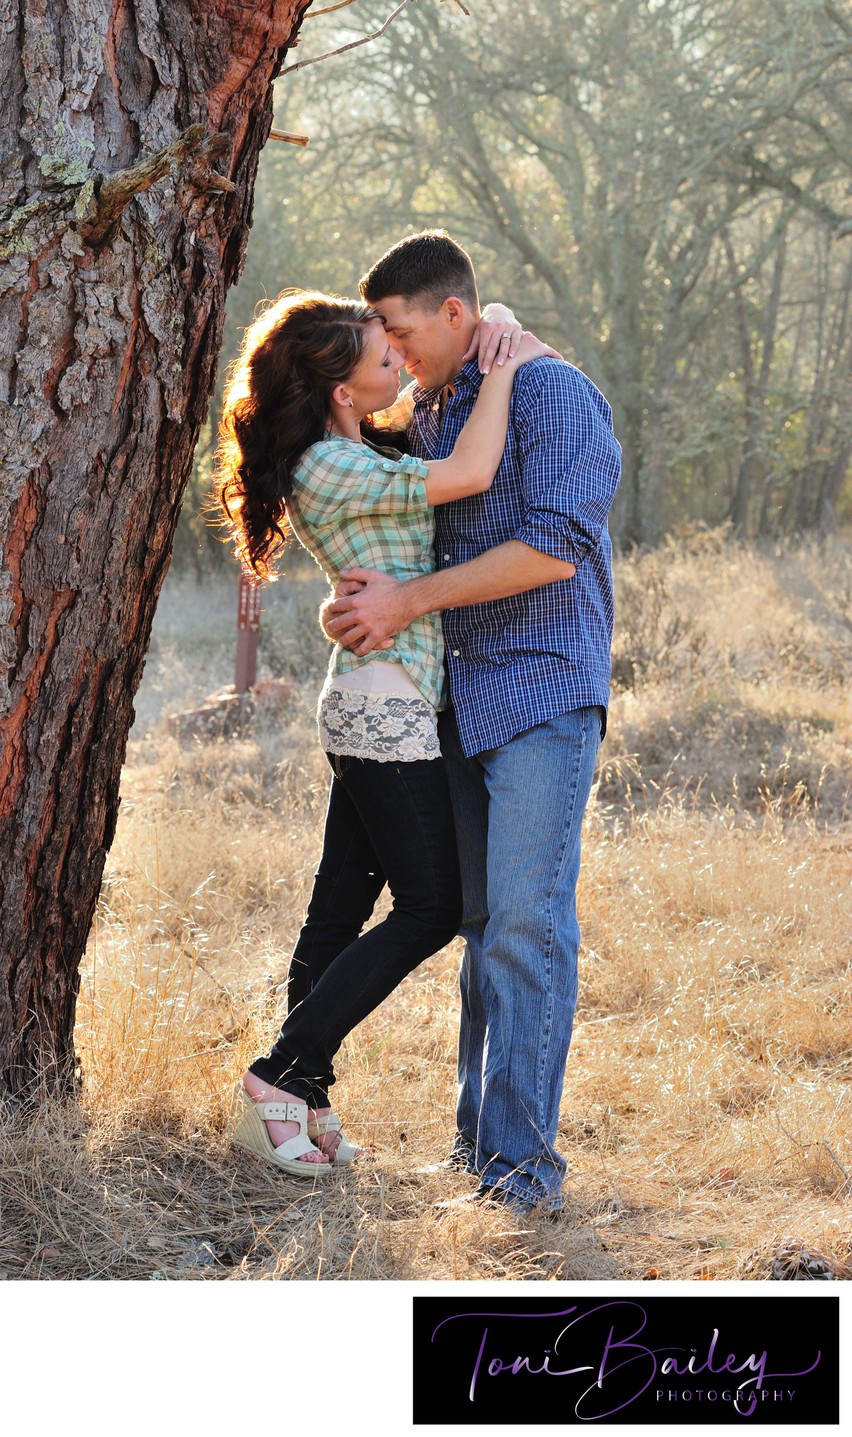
[412,1295,839,1425]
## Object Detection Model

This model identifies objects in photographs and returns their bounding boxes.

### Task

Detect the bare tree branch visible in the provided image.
[281,0,419,75]
[305,0,362,17]
[823,0,852,38]
[733,146,852,233]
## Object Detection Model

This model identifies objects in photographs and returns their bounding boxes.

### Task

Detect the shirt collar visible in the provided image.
[412,358,483,406]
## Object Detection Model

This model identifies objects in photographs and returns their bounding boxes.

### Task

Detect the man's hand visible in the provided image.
[322,569,410,655]
[321,578,392,649]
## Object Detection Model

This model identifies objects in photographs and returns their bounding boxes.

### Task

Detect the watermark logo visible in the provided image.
[412,1296,839,1425]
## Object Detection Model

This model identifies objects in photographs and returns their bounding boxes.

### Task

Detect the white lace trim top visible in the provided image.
[318,660,441,763]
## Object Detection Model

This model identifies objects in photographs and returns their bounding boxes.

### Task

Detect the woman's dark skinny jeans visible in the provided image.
[249,751,462,1109]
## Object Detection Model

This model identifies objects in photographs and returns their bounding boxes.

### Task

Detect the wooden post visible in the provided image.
[235,574,261,693]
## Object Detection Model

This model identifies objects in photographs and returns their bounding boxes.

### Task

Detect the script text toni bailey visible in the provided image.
[429,1303,822,1419]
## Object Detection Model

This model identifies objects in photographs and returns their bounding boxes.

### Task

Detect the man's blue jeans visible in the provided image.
[439,706,603,1209]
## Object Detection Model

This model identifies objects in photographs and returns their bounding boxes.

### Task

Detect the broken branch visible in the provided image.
[269,129,311,146]
[78,125,233,244]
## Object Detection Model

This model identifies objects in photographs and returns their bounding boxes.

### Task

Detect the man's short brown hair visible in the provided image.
[359,230,479,313]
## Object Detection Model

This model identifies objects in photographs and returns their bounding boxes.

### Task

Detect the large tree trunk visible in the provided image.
[0,1,309,1095]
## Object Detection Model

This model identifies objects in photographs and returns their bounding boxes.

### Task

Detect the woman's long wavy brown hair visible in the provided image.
[215,290,380,581]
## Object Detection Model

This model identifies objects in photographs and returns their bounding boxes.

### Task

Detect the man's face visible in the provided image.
[372,295,466,390]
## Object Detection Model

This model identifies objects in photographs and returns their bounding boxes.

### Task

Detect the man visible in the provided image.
[326,231,621,1215]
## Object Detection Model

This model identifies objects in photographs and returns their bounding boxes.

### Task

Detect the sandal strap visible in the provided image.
[254,1100,307,1124]
[308,1112,342,1135]
[271,1130,324,1162]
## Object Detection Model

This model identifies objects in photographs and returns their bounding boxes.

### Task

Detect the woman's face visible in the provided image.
[345,319,405,414]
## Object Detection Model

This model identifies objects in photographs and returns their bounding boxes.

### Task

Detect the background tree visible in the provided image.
[226,0,851,547]
[0,1,314,1095]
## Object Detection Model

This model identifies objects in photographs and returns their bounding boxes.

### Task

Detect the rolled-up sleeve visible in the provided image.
[513,361,621,567]
[372,382,417,435]
[296,441,429,524]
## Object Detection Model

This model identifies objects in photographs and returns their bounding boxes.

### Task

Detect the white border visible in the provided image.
[0,1278,844,1434]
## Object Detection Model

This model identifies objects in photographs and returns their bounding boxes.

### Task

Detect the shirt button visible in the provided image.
[443,554,450,562]
[381,461,395,471]
[452,649,460,657]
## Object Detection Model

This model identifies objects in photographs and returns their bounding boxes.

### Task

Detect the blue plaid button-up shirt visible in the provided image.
[408,356,621,757]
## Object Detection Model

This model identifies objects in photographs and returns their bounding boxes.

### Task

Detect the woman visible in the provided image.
[216,290,554,1176]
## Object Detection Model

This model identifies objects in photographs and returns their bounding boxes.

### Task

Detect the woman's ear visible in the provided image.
[330,382,352,410]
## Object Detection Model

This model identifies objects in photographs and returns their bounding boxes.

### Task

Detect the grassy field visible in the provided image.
[1,533,850,1282]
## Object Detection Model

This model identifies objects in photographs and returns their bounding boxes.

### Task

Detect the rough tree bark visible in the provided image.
[0,1,310,1095]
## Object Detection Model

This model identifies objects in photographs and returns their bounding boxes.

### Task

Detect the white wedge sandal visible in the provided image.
[230,1085,333,1179]
[307,1111,361,1165]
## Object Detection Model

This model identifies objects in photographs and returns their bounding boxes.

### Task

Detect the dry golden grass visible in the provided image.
[1,536,850,1283]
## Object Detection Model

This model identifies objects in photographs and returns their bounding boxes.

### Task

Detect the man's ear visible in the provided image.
[441,296,469,328]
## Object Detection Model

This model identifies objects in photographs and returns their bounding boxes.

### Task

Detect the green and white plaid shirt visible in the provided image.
[287,435,446,709]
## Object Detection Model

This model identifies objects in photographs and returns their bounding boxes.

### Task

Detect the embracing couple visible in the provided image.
[217,230,621,1217]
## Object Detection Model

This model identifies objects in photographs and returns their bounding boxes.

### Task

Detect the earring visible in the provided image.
[348,400,354,407]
